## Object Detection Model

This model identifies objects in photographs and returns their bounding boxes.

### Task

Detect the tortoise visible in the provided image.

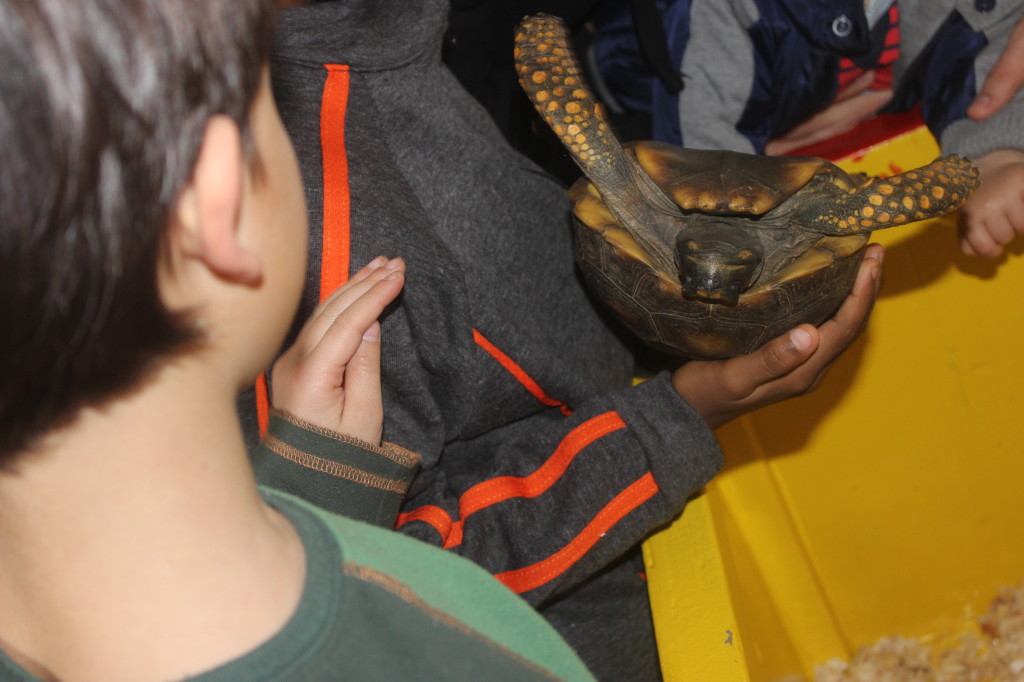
[513,14,980,359]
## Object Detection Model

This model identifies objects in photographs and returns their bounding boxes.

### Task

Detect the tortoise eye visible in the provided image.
[737,250,756,261]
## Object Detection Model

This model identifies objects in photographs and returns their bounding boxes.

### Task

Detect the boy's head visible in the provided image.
[0,0,278,463]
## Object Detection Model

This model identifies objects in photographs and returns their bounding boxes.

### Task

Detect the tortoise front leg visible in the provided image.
[797,154,980,235]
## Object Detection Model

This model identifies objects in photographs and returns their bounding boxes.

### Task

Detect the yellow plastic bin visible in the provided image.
[644,114,1024,682]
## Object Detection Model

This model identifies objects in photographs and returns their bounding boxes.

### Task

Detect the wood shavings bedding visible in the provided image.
[815,581,1024,682]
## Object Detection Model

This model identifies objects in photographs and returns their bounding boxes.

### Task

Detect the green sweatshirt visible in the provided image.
[0,416,594,681]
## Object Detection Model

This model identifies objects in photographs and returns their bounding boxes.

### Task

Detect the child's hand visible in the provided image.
[968,15,1024,121]
[672,244,884,431]
[270,257,405,444]
[958,149,1024,259]
[765,71,892,156]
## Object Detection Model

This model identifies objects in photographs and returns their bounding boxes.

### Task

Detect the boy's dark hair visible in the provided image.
[0,0,276,464]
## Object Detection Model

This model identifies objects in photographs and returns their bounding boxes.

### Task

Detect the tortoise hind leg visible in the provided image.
[514,14,622,181]
[798,154,980,235]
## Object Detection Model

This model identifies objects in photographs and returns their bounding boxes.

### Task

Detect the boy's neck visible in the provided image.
[0,355,306,682]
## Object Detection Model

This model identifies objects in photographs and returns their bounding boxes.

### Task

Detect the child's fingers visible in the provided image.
[960,235,979,257]
[323,255,392,303]
[962,213,1011,259]
[336,322,385,443]
[800,244,882,386]
[834,69,876,101]
[268,273,401,435]
[731,324,820,398]
[765,89,890,155]
[315,263,404,345]
[823,243,883,333]
[990,215,1021,247]
[964,225,1002,259]
[670,324,820,431]
[968,16,1024,121]
[314,257,403,323]
[737,246,880,403]
[293,258,405,353]
[352,255,389,280]
[815,245,882,349]
[302,271,405,381]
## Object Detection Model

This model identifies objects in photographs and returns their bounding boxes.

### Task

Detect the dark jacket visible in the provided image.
[593,0,1024,155]
[246,1,724,679]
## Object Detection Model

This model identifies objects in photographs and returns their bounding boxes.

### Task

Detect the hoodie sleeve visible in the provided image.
[393,370,722,606]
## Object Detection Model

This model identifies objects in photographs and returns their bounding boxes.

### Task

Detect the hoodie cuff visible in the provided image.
[254,408,421,528]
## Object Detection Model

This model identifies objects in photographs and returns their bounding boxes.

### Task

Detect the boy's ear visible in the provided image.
[171,115,262,285]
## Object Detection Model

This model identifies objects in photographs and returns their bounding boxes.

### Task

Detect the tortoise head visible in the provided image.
[675,220,764,305]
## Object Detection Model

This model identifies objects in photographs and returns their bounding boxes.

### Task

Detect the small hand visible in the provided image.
[968,15,1024,121]
[765,71,893,156]
[672,244,884,431]
[271,256,405,443]
[958,149,1024,258]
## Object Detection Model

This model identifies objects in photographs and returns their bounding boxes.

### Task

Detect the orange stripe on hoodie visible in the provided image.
[255,63,352,434]
[396,412,627,549]
[319,64,352,301]
[495,472,660,594]
[473,329,572,415]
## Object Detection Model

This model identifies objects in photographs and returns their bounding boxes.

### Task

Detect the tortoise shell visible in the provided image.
[514,14,979,359]
[571,176,868,358]
[633,144,828,216]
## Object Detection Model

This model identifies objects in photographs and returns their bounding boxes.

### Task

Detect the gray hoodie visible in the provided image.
[247,0,724,679]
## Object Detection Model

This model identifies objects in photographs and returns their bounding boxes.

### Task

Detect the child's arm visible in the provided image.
[958,149,1024,258]
[270,256,405,444]
[672,243,884,431]
[764,71,892,156]
[253,257,416,527]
